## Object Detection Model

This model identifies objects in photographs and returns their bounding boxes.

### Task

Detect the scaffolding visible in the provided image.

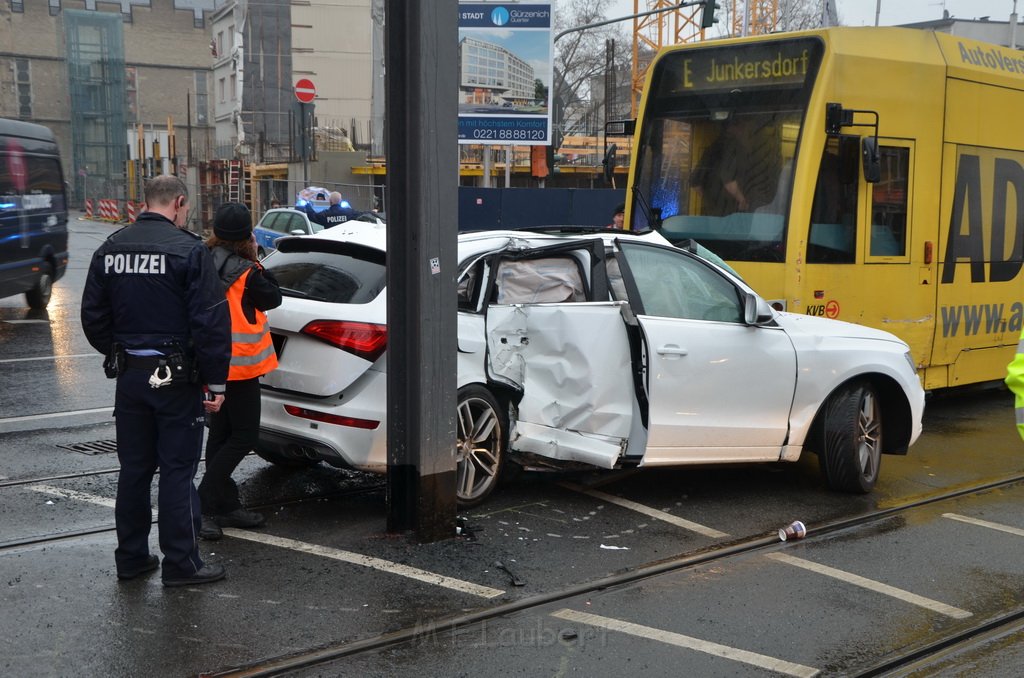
[65,9,128,205]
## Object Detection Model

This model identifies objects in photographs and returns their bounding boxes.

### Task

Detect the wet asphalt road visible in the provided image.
[0,217,1022,677]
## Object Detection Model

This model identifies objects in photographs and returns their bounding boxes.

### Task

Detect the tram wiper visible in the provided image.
[631,185,662,232]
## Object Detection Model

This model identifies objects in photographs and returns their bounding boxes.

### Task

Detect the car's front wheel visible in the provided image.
[819,380,882,493]
[455,386,506,508]
[25,262,53,310]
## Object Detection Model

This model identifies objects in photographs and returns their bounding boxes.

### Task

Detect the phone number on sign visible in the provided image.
[471,128,547,141]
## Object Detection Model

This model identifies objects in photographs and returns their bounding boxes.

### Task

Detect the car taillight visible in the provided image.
[284,405,380,430]
[301,320,387,361]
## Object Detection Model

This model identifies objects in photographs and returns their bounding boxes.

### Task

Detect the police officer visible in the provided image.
[81,175,231,587]
[302,190,360,227]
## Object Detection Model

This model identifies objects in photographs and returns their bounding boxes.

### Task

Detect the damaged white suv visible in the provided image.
[256,224,924,507]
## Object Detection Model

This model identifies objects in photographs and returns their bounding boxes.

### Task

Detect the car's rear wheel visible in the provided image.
[25,262,54,310]
[819,380,882,493]
[455,386,506,508]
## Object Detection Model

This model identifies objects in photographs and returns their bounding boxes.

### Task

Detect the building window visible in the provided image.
[194,71,209,125]
[229,73,237,101]
[11,1,24,13]
[49,0,59,16]
[15,58,31,118]
[228,25,235,51]
[217,32,224,58]
[219,77,226,103]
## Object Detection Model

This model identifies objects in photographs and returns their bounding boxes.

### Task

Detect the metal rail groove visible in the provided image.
[0,483,387,553]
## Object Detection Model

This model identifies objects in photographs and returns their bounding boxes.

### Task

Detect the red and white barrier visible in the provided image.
[126,201,139,223]
[84,199,93,219]
[98,199,120,222]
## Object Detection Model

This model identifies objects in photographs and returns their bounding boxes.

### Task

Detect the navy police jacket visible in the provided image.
[81,212,231,387]
[303,202,360,228]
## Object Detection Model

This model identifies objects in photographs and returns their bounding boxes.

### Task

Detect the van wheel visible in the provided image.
[26,262,54,310]
[456,386,506,508]
[819,380,882,493]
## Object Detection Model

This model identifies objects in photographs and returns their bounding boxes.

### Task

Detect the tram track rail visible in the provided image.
[0,479,387,553]
[204,472,1024,677]
[854,607,1024,677]
[0,466,122,490]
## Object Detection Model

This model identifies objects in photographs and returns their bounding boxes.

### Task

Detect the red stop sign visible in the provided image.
[294,78,316,104]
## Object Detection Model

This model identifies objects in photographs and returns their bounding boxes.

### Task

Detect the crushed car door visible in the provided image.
[615,240,798,464]
[485,243,639,469]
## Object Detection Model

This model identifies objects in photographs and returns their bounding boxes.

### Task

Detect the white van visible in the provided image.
[0,118,69,309]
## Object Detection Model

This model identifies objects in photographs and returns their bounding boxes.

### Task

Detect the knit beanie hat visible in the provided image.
[213,202,253,240]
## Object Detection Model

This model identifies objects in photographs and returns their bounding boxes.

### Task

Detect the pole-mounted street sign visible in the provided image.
[294,78,316,104]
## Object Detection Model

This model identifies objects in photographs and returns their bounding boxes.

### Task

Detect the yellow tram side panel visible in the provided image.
[930,32,1024,387]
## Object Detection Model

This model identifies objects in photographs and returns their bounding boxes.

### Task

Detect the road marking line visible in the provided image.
[32,484,118,509]
[561,482,729,538]
[551,609,819,678]
[943,513,1024,537]
[223,529,505,599]
[0,407,113,424]
[765,552,972,619]
[28,485,505,599]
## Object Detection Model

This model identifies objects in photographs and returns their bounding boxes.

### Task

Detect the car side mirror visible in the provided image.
[743,292,774,325]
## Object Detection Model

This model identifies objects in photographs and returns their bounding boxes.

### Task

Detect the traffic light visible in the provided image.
[700,0,720,29]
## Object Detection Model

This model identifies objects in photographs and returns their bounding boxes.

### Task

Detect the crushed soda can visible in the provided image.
[778,520,807,542]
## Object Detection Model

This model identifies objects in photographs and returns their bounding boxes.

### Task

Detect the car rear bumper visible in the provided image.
[258,376,388,473]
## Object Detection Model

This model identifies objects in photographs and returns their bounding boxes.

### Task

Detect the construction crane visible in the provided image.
[630,1,779,115]
[731,0,780,36]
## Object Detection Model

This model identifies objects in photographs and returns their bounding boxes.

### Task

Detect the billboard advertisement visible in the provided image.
[457,2,553,145]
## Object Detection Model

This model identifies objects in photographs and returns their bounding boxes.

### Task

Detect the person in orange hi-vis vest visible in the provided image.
[198,203,282,540]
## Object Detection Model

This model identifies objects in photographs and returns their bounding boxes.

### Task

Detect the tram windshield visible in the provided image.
[631,38,823,262]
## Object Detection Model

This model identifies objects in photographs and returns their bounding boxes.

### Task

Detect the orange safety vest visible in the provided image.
[226,267,278,381]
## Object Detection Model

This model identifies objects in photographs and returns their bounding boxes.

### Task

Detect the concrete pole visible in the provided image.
[384,0,459,542]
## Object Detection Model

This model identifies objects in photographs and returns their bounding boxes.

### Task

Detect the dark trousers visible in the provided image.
[199,377,261,515]
[114,368,206,579]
